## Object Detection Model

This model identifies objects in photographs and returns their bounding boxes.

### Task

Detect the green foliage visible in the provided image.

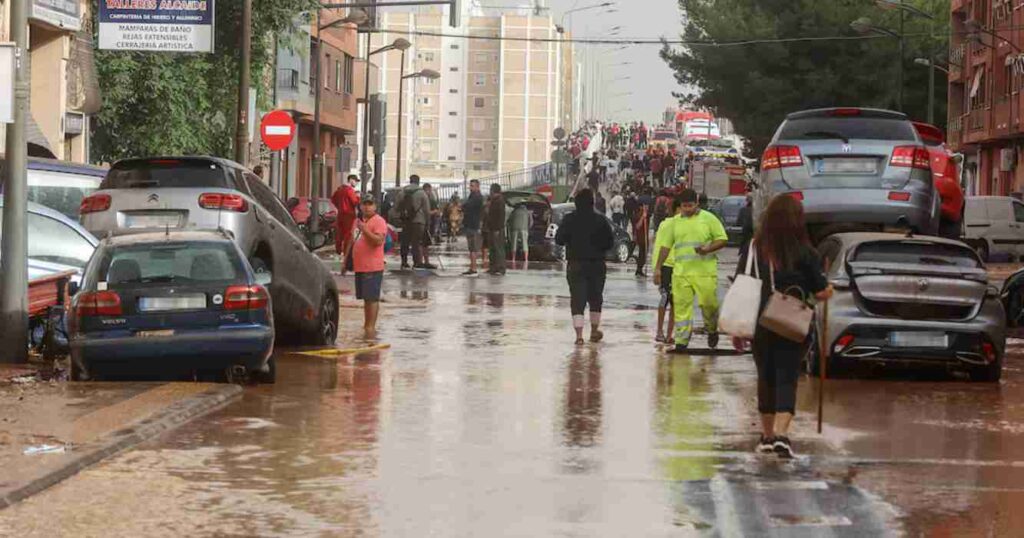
[91,0,316,163]
[662,0,949,154]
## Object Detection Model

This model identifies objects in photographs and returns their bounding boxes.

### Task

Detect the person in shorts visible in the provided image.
[353,194,388,340]
[461,179,485,276]
[653,197,682,344]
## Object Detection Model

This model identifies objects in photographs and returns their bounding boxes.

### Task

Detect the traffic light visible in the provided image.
[369,95,387,152]
[449,0,460,28]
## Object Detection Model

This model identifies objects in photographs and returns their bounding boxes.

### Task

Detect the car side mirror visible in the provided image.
[68,281,80,297]
[306,231,329,251]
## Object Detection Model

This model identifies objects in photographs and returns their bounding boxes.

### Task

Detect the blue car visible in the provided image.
[68,230,275,383]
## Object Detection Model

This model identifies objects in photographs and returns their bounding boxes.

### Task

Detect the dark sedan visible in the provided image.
[550,204,634,263]
[69,230,276,383]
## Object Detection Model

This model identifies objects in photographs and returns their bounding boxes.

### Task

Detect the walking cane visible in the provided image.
[817,259,831,435]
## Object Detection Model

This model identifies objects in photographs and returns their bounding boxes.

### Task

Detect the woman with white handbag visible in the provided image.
[732,195,832,459]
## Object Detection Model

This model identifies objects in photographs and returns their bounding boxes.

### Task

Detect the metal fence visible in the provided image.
[433,163,564,202]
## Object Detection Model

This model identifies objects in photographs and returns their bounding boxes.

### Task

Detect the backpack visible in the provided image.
[397,190,417,224]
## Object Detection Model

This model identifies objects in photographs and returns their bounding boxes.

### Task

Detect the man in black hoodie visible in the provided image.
[555,188,615,345]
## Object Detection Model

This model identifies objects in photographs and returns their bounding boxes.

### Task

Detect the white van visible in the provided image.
[0,157,107,220]
[964,196,1024,261]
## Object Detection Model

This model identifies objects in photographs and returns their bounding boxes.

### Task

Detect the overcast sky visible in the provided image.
[477,0,684,125]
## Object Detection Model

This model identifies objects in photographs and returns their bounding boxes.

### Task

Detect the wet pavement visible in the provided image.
[1,248,1023,536]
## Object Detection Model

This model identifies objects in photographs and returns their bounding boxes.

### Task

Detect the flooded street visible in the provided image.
[1,252,1022,536]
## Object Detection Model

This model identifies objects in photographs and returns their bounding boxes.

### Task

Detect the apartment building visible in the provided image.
[947,0,1024,197]
[274,11,367,199]
[0,0,99,163]
[370,7,575,184]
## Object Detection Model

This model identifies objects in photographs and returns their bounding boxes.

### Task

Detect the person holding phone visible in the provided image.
[353,194,388,340]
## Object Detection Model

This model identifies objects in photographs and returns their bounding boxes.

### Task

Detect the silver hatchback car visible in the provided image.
[756,108,940,242]
[810,233,1005,382]
[79,156,338,345]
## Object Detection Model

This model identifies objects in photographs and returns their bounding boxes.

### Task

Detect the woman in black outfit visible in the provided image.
[556,189,615,345]
[734,195,832,459]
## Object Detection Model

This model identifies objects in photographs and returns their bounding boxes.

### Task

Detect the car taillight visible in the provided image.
[888,191,912,202]
[80,194,111,215]
[224,285,269,311]
[890,146,930,170]
[76,291,122,317]
[786,191,804,201]
[829,108,862,116]
[199,193,249,212]
[982,342,996,362]
[834,334,855,354]
[761,145,803,170]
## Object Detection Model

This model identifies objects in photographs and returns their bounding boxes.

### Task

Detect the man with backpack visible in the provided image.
[390,174,434,270]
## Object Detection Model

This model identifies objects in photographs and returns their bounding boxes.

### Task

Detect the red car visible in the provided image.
[913,122,964,239]
[287,197,338,232]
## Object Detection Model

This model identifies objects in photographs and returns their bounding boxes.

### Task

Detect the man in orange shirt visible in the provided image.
[331,174,361,269]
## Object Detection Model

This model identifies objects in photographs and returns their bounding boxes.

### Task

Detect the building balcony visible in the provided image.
[948,114,964,149]
[949,44,965,82]
[278,68,300,90]
[964,108,989,144]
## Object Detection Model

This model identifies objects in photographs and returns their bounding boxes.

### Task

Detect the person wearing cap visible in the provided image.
[653,188,728,352]
[353,194,388,340]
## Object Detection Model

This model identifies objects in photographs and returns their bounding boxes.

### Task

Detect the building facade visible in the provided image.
[0,0,99,163]
[369,7,575,185]
[947,0,1024,197]
[273,11,366,199]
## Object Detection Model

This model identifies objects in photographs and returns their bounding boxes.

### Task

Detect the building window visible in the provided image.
[451,44,460,50]
[474,97,485,108]
[423,97,432,105]
[424,52,435,62]
[449,88,459,94]
[475,52,488,63]
[970,69,987,110]
[1005,62,1013,97]
[421,78,435,85]
[335,59,342,91]
[450,66,459,72]
[473,119,486,131]
[449,133,457,139]
[325,53,332,89]
[449,111,458,116]
[474,74,486,86]
[343,54,354,93]
[472,143,483,154]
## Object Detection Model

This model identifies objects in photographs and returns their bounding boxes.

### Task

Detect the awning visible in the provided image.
[26,115,56,158]
[970,68,984,99]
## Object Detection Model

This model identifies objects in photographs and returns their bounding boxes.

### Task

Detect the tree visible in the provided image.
[90,0,316,163]
[661,0,948,155]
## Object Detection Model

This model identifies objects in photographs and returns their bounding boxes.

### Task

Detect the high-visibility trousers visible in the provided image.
[672,275,719,345]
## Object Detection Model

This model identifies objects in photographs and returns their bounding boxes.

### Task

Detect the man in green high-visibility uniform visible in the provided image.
[653,188,728,353]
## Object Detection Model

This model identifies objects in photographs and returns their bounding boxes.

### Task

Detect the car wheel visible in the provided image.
[250,256,271,276]
[251,356,277,384]
[310,292,339,346]
[616,242,630,263]
[970,356,1003,382]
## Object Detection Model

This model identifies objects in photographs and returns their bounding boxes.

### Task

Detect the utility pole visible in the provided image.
[311,9,323,235]
[235,0,252,166]
[897,8,904,113]
[0,0,29,363]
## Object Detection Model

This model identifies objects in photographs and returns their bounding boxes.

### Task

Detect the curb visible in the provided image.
[0,383,242,510]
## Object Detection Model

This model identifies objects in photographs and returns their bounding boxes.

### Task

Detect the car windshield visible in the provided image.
[850,241,981,269]
[102,160,229,189]
[0,208,96,268]
[101,241,244,284]
[779,117,917,141]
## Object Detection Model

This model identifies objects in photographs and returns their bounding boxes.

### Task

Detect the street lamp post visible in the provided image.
[359,38,411,201]
[395,66,440,186]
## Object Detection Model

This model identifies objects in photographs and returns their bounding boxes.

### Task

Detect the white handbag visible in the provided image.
[718,243,763,339]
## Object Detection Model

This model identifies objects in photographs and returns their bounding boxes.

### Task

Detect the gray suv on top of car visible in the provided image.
[79,156,338,345]
[756,108,940,243]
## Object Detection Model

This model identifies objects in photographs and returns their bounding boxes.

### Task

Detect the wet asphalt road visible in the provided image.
[1,248,1023,536]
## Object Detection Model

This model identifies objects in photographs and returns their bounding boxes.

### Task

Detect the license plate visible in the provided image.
[136,329,175,338]
[889,331,948,348]
[817,159,877,174]
[138,295,206,312]
[126,214,181,229]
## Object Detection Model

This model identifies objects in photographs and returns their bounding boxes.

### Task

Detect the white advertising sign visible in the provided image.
[98,0,215,53]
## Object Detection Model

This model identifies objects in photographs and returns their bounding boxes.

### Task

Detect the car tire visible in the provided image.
[251,356,277,384]
[616,243,630,263]
[250,256,271,277]
[309,292,339,346]
[970,357,1003,382]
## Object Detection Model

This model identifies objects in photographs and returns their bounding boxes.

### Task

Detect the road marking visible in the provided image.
[751,480,829,491]
[299,344,393,356]
[708,475,745,538]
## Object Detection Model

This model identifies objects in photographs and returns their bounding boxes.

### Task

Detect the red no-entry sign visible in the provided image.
[260,110,296,151]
